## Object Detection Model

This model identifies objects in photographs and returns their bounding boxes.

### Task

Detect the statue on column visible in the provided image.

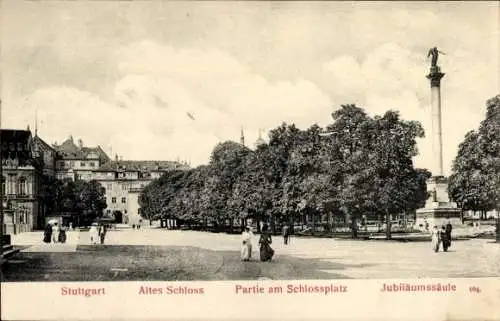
[427,47,446,67]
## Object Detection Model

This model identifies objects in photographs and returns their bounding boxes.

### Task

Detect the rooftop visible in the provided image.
[54,136,110,161]
[1,129,32,143]
[96,160,189,172]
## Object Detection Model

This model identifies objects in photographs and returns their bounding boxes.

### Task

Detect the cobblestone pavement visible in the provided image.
[10,228,500,279]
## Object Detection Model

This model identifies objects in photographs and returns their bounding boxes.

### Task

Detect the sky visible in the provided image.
[1,1,498,174]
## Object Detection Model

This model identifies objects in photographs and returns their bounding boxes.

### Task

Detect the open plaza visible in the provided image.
[2,226,499,282]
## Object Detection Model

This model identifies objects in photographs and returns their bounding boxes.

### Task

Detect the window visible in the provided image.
[107,183,112,190]
[121,197,126,204]
[112,197,116,203]
[80,162,86,167]
[122,184,128,190]
[18,177,27,196]
[89,162,95,167]
[1,176,5,195]
[106,209,111,214]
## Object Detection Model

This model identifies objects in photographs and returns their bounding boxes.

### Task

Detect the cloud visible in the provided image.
[114,40,332,143]
[4,41,332,165]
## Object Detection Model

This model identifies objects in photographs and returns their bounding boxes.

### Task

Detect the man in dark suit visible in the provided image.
[445,220,453,250]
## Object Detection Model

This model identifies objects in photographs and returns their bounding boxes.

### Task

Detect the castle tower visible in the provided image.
[240,127,245,146]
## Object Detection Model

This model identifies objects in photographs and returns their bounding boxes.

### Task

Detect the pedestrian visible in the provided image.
[431,225,440,252]
[259,224,274,262]
[282,224,290,245]
[43,223,52,243]
[52,223,59,243]
[441,225,450,252]
[445,220,453,249]
[58,225,67,243]
[99,224,107,245]
[89,223,99,245]
[240,226,253,261]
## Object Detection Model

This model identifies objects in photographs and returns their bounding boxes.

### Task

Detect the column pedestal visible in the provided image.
[415,176,461,232]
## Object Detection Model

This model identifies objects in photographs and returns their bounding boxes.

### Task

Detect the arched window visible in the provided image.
[18,177,27,196]
[1,176,5,195]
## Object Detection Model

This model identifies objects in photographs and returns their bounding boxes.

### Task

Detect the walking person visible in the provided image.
[51,223,59,243]
[259,224,274,262]
[445,220,453,249]
[89,223,99,245]
[43,223,52,243]
[240,226,253,261]
[58,225,67,243]
[431,225,440,252]
[441,225,450,252]
[99,224,107,245]
[282,224,290,245]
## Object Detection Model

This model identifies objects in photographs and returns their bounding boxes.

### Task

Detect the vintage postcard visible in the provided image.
[1,1,499,320]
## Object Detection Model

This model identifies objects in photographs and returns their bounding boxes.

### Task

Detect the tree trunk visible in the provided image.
[385,211,392,240]
[270,214,276,234]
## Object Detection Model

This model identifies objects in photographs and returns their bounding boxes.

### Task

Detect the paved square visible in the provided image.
[3,228,499,281]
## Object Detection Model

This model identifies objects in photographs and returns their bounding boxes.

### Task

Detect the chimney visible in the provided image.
[115,154,119,161]
[78,139,83,149]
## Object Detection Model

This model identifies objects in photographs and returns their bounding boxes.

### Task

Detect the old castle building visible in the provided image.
[53,135,188,225]
[2,128,188,232]
[1,129,52,233]
[93,159,188,225]
[53,136,111,181]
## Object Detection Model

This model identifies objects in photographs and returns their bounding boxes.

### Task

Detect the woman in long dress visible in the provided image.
[241,226,252,261]
[43,224,52,243]
[89,223,99,245]
[431,225,440,252]
[259,224,274,262]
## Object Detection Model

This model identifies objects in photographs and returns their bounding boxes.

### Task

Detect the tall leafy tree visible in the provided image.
[449,95,500,223]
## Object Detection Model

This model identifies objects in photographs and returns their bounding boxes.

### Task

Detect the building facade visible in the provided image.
[53,136,110,181]
[2,129,188,231]
[1,129,48,233]
[94,160,188,224]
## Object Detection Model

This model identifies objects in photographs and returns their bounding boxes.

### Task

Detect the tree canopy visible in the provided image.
[140,104,430,238]
[449,95,500,217]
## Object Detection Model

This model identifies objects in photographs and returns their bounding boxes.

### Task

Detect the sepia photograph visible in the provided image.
[0,2,499,319]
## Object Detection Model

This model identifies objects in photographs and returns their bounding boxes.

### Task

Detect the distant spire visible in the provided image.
[34,108,38,136]
[240,126,245,146]
[27,124,31,131]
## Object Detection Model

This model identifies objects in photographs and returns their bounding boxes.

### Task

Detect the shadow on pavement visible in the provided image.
[1,245,360,282]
